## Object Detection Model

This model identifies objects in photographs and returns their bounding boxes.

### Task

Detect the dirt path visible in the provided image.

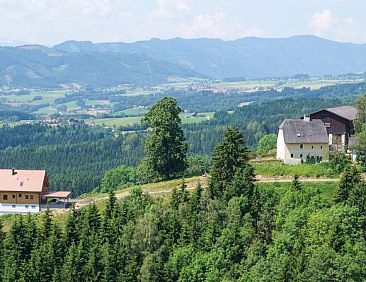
[71,175,339,211]
[255,175,339,183]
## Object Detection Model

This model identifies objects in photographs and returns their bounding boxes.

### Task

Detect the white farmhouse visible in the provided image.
[277,118,329,165]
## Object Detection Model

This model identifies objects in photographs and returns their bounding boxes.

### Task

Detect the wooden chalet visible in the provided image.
[0,169,71,214]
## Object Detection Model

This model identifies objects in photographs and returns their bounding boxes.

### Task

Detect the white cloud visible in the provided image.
[309,9,336,32]
[309,9,366,43]
[182,12,264,39]
[154,0,191,18]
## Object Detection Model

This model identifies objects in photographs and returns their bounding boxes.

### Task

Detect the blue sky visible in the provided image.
[0,0,365,45]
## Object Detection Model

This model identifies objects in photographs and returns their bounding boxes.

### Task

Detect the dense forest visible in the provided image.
[0,124,144,195]
[0,127,365,281]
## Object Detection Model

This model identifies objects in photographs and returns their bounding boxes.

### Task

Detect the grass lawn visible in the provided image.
[87,117,142,127]
[252,159,335,178]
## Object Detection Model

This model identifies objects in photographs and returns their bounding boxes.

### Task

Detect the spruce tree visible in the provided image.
[292,175,302,192]
[334,165,361,203]
[65,207,79,246]
[224,166,256,203]
[355,95,366,167]
[208,127,251,200]
[348,182,366,215]
[105,190,116,220]
[61,243,79,282]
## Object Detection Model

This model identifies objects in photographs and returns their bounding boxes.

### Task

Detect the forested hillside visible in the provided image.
[0,46,197,87]
[0,94,357,196]
[0,127,365,281]
[0,124,144,195]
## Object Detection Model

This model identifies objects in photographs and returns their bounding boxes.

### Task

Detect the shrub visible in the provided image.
[100,165,138,192]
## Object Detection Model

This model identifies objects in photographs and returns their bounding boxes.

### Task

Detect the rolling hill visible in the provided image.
[0,45,198,88]
[1,35,366,88]
[55,35,366,79]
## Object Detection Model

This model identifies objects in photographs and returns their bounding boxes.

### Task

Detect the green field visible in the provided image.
[214,77,364,90]
[252,159,335,178]
[86,112,214,128]
[88,117,142,127]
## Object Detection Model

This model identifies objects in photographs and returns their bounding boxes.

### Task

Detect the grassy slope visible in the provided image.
[252,159,335,178]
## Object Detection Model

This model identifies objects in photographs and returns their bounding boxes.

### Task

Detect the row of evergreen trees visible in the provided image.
[1,124,366,281]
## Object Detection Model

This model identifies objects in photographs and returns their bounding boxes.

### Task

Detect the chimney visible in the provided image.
[11,168,16,176]
[304,114,311,122]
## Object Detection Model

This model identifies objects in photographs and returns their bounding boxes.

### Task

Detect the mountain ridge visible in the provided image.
[1,35,366,88]
[53,35,366,79]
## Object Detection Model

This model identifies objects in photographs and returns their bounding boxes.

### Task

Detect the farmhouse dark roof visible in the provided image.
[280,119,328,144]
[308,105,358,121]
[325,106,357,121]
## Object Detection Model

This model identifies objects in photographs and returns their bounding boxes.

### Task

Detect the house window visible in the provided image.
[2,195,8,201]
[321,146,323,149]
[291,154,294,158]
[18,194,22,197]
[12,195,16,199]
[12,205,16,208]
[300,154,303,158]
[25,195,29,200]
[312,145,314,149]
[300,144,304,149]
[31,205,36,209]
[30,195,34,199]
[25,205,29,208]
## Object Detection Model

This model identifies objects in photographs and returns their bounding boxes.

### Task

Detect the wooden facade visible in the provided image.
[308,110,354,136]
[0,192,41,205]
[0,169,71,213]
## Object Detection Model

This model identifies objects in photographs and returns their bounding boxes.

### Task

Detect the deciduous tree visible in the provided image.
[139,97,188,181]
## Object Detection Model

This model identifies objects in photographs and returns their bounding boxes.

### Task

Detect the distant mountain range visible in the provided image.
[1,35,366,88]
[0,45,198,88]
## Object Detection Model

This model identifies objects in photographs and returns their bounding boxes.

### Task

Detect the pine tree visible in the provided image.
[355,95,366,167]
[40,208,53,241]
[334,165,361,203]
[65,207,79,246]
[348,182,366,214]
[292,175,302,192]
[85,203,101,233]
[61,243,79,282]
[224,166,256,203]
[105,190,116,220]
[0,219,4,279]
[101,242,117,282]
[103,190,117,243]
[209,127,251,200]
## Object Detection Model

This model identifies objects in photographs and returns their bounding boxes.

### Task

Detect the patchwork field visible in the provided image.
[85,112,214,127]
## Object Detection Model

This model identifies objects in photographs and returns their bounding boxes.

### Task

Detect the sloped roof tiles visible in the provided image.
[280,119,329,144]
[0,169,46,192]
